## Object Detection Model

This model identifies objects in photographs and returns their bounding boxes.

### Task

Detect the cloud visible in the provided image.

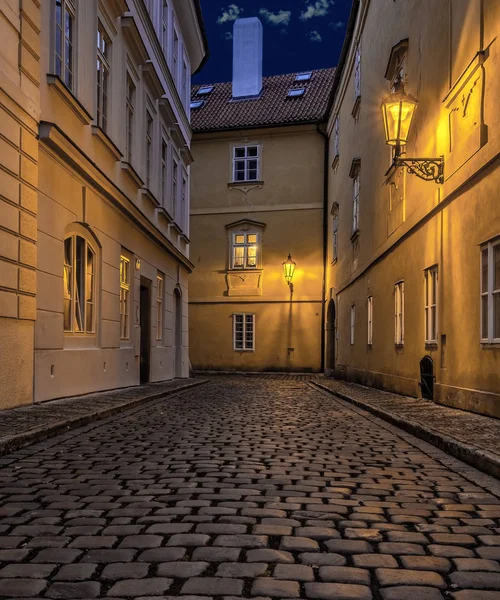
[224,31,233,40]
[217,4,243,24]
[329,20,344,29]
[308,30,322,42]
[259,8,291,27]
[300,0,333,21]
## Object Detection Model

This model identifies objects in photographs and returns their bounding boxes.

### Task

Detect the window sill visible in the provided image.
[156,205,174,223]
[47,74,93,124]
[121,160,144,188]
[141,187,160,208]
[395,343,404,348]
[92,126,122,161]
[331,258,338,266]
[63,334,98,349]
[233,349,255,353]
[228,181,264,193]
[481,341,500,349]
[169,220,184,236]
[331,154,339,170]
[350,228,360,243]
[352,95,361,120]
[425,342,439,349]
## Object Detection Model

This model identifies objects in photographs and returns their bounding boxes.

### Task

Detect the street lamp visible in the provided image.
[282,254,296,293]
[381,78,444,184]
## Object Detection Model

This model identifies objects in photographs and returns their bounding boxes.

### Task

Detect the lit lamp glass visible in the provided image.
[381,81,418,148]
[282,254,296,285]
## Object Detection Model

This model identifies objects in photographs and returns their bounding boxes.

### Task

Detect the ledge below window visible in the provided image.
[120,160,144,188]
[228,181,264,194]
[156,206,173,223]
[47,74,93,125]
[226,269,262,297]
[141,187,160,208]
[425,342,439,350]
[91,126,122,161]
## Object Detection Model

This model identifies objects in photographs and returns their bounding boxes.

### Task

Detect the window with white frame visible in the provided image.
[125,74,135,164]
[63,233,96,334]
[145,110,153,189]
[424,266,438,343]
[120,254,131,340]
[96,23,111,132]
[332,214,339,262]
[481,238,500,343]
[233,146,259,182]
[233,314,255,351]
[333,115,340,159]
[182,53,189,110]
[161,0,169,56]
[156,273,163,342]
[350,305,355,345]
[395,281,405,345]
[161,138,168,209]
[55,0,76,90]
[232,232,259,269]
[352,166,360,233]
[172,154,179,218]
[354,43,361,100]
[172,25,179,83]
[367,296,373,345]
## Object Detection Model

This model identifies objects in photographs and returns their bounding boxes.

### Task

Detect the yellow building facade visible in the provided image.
[325,0,500,416]
[0,0,206,408]
[189,24,334,372]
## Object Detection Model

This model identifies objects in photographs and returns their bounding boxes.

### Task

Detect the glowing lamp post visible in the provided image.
[282,253,296,294]
[381,78,444,184]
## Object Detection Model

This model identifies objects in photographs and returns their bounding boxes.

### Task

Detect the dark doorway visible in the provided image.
[140,278,151,384]
[420,356,434,400]
[326,299,336,374]
[173,288,182,378]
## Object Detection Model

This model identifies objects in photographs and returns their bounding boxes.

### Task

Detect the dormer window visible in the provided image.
[288,88,305,98]
[295,72,312,82]
[197,86,214,95]
[190,100,204,109]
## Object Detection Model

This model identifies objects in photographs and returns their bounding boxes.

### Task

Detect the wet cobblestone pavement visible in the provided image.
[0,377,500,599]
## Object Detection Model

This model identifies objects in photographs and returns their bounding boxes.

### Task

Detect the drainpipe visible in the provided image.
[316,122,329,373]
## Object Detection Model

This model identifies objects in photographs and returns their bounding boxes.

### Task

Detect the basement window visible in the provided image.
[190,100,205,109]
[295,72,312,82]
[287,88,305,98]
[197,86,214,95]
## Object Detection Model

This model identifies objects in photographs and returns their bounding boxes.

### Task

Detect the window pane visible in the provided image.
[482,248,489,293]
[235,148,245,158]
[75,236,85,332]
[247,147,258,157]
[495,293,500,339]
[235,160,245,171]
[482,295,489,339]
[86,247,94,302]
[494,245,500,291]
[247,234,257,244]
[85,303,93,333]
[234,235,245,244]
[235,171,245,181]
[431,306,437,341]
[248,170,258,180]
[431,270,437,304]
[248,160,258,170]
[233,247,244,267]
[247,246,257,267]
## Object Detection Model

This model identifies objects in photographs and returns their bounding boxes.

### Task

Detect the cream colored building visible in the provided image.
[0,0,206,408]
[325,0,500,416]
[189,18,334,373]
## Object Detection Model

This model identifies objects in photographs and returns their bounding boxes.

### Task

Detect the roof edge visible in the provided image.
[192,0,209,75]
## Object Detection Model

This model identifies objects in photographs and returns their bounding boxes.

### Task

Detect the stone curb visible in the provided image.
[0,379,209,458]
[311,380,500,480]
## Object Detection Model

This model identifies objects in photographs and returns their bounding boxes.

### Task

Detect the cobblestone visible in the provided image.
[0,376,498,598]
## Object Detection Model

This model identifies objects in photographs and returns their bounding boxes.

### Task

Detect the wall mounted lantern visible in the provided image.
[282,254,296,293]
[381,78,444,184]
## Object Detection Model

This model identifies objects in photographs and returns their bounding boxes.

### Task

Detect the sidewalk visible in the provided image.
[313,377,500,479]
[0,378,207,457]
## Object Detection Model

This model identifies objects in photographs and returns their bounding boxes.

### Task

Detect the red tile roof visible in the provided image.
[191,67,336,133]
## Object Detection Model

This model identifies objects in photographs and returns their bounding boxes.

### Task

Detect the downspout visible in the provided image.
[316,122,329,373]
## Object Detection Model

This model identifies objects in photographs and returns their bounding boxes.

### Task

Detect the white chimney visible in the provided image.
[232,17,263,99]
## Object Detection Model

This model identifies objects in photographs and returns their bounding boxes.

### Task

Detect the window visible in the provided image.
[197,86,213,95]
[352,168,360,233]
[354,43,361,99]
[481,239,500,342]
[63,234,96,334]
[332,214,339,262]
[125,74,135,164]
[172,26,179,82]
[233,146,259,182]
[190,100,204,109]
[120,255,131,340]
[287,88,305,97]
[55,0,75,90]
[156,273,163,341]
[367,296,373,346]
[333,115,340,159]
[161,0,169,56]
[395,281,405,345]
[180,170,188,231]
[350,305,355,345]
[145,110,153,189]
[232,232,259,269]
[182,53,189,108]
[424,266,438,343]
[295,72,312,82]
[96,23,111,132]
[172,155,179,218]
[233,314,255,351]
[161,138,168,208]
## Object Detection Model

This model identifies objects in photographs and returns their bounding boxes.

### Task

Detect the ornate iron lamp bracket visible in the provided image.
[393,156,444,184]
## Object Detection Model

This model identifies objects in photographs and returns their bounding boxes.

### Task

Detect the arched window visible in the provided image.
[63,231,97,334]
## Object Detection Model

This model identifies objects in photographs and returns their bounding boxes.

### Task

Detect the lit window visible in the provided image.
[367,296,373,346]
[146,110,153,189]
[350,305,355,345]
[233,314,255,351]
[125,74,135,164]
[232,232,259,269]
[295,72,312,82]
[288,88,305,97]
[424,266,438,343]
[197,86,214,95]
[96,23,111,132]
[120,255,131,340]
[233,146,259,182]
[332,214,339,262]
[55,0,76,90]
[190,100,204,109]
[481,239,500,343]
[354,43,361,99]
[156,273,164,342]
[395,281,405,345]
[63,234,96,334]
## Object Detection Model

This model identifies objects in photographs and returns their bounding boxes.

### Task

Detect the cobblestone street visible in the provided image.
[1,377,500,599]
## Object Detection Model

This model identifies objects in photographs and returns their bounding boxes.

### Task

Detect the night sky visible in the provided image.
[192,0,353,85]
